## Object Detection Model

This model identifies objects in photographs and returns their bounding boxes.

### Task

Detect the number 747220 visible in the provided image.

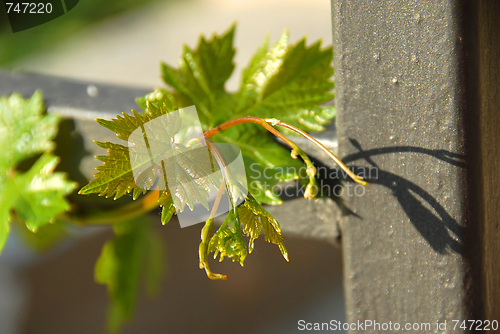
[5,2,53,14]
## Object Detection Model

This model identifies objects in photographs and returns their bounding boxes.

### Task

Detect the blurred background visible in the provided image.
[0,0,346,333]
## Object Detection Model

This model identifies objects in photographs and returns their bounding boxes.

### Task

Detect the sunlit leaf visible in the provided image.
[0,91,58,173]
[84,25,333,280]
[208,211,247,266]
[79,104,223,217]
[138,26,335,205]
[239,194,288,261]
[12,154,77,232]
[204,193,288,271]
[0,92,75,253]
[234,31,335,132]
[160,25,236,124]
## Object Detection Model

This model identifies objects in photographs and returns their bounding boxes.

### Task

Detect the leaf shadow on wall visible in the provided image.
[331,138,467,255]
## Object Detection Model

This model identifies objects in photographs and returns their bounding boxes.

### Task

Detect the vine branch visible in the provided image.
[205,116,368,186]
[72,115,366,227]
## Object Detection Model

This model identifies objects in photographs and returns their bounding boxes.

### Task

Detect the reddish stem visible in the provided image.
[204,116,296,149]
[204,116,367,186]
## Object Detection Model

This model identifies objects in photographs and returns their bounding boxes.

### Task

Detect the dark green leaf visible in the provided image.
[95,218,164,333]
[0,179,16,251]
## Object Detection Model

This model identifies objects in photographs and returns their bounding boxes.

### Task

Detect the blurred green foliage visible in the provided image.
[95,218,164,333]
[0,92,76,252]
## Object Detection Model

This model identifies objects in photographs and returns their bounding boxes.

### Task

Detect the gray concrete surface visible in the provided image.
[332,0,473,332]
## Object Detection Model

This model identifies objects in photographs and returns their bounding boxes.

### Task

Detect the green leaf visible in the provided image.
[79,140,144,200]
[208,211,247,266]
[79,104,224,217]
[234,31,335,133]
[0,179,15,251]
[203,193,288,273]
[239,194,288,261]
[234,30,288,114]
[0,91,58,173]
[0,92,75,253]
[145,233,164,296]
[78,105,176,211]
[136,26,335,205]
[95,218,164,333]
[160,24,236,124]
[135,88,182,112]
[194,23,236,92]
[88,24,335,222]
[158,190,175,225]
[12,154,77,232]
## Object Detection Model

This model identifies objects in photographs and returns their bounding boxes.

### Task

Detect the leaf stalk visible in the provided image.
[204,116,367,186]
